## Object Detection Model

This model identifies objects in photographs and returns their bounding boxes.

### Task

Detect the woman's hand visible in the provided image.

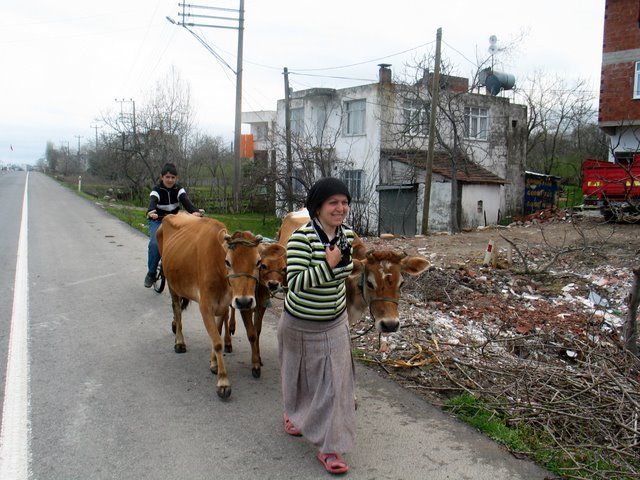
[148,211,158,220]
[325,245,341,269]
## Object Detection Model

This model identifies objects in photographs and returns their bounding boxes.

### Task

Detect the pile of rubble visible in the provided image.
[350,243,639,479]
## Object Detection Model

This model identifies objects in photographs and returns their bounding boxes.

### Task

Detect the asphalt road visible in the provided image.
[0,171,552,479]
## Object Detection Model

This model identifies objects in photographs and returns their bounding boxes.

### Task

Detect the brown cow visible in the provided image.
[226,242,287,360]
[156,213,264,399]
[347,250,429,333]
[277,209,430,333]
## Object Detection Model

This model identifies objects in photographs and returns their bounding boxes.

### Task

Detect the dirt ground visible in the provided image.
[362,207,638,272]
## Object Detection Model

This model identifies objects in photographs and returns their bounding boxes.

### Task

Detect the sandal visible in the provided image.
[317,452,349,474]
[283,414,302,437]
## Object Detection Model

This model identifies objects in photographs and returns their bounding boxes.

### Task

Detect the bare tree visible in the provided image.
[190,133,234,212]
[517,71,600,175]
[98,67,196,200]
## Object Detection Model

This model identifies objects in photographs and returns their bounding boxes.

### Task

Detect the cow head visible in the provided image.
[258,243,287,293]
[354,250,430,333]
[222,231,263,311]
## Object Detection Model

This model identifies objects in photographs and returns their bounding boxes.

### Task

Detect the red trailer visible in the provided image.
[581,158,640,221]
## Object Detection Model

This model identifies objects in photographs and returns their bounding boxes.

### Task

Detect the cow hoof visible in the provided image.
[224,344,233,353]
[174,344,186,353]
[217,386,231,399]
[252,367,261,378]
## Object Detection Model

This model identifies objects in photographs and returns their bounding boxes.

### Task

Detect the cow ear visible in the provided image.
[351,258,364,276]
[220,230,230,245]
[352,234,367,261]
[261,243,286,259]
[400,256,430,276]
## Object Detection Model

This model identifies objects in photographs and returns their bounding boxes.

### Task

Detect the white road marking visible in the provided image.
[0,173,30,479]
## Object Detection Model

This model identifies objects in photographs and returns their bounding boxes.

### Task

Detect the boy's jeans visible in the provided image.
[147,218,162,274]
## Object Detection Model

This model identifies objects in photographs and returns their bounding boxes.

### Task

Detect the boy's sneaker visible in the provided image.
[144,272,155,288]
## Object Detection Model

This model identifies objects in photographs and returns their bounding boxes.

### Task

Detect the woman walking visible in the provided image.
[278,177,357,475]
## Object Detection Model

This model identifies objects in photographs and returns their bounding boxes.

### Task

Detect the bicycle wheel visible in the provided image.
[153,260,166,293]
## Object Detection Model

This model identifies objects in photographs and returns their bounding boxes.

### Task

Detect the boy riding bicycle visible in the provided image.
[144,162,203,288]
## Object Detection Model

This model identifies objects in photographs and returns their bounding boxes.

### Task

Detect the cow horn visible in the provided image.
[255,235,263,243]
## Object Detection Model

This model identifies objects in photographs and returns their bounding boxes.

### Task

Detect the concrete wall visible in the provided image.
[460,184,501,228]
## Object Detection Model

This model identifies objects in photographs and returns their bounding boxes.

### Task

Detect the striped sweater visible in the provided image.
[284,222,354,321]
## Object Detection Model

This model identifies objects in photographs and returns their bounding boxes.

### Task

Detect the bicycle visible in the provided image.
[153,259,166,293]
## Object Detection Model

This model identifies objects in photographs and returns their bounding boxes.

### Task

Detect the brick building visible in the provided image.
[599,0,640,160]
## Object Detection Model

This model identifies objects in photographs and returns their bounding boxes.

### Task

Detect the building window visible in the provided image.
[344,99,366,135]
[464,107,489,140]
[255,124,267,141]
[634,62,640,99]
[403,99,429,136]
[343,169,364,200]
[477,200,483,214]
[291,107,304,136]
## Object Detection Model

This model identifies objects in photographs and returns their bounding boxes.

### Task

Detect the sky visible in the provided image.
[1,0,606,167]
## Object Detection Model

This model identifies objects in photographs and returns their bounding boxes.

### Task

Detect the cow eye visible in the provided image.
[366,280,374,289]
[225,259,231,268]
[260,263,267,269]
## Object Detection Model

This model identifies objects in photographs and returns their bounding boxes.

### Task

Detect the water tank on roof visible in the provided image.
[479,68,515,96]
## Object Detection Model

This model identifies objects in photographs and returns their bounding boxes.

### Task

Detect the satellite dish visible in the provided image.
[488,35,498,54]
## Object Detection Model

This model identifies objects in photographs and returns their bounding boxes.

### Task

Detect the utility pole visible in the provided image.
[90,124,102,149]
[283,67,293,211]
[74,135,83,170]
[167,1,244,212]
[421,27,442,235]
[115,98,136,150]
[74,135,83,156]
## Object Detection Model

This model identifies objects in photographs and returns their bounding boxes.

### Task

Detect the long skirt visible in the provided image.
[277,309,356,454]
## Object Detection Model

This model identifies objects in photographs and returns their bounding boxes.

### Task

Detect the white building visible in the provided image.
[243,65,527,234]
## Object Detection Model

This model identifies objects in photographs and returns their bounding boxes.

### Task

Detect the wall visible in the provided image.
[599,0,640,127]
[460,184,501,227]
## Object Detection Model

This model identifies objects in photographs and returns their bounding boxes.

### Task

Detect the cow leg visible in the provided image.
[169,290,186,353]
[224,308,234,353]
[240,309,261,378]
[229,309,236,335]
[200,303,231,399]
[253,305,266,367]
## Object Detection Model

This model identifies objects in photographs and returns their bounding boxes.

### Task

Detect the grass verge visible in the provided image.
[443,392,637,479]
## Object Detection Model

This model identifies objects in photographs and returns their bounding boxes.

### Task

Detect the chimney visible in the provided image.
[378,63,392,84]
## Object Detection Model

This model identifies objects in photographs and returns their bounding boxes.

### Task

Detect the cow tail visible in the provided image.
[181,298,190,311]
